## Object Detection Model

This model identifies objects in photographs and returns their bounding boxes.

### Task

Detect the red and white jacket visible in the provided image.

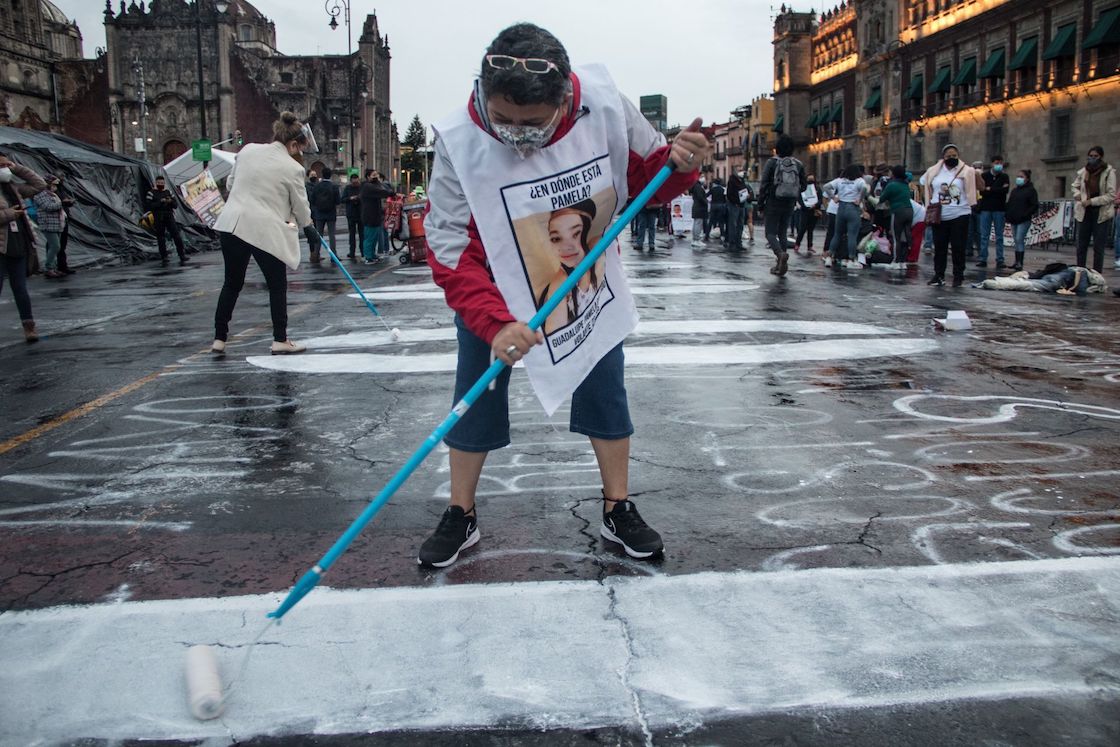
[425,71,697,344]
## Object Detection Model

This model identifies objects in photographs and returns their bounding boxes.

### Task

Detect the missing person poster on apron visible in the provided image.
[434,65,640,415]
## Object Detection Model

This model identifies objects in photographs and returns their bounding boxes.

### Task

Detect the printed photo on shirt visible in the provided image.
[501,155,618,363]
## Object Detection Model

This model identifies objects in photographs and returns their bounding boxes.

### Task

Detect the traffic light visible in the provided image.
[337,142,344,153]
[235,129,243,146]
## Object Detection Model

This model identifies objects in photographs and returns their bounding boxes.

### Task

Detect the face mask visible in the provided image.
[0,167,12,183]
[1015,177,1025,187]
[944,157,959,169]
[992,164,1003,173]
[698,178,706,185]
[1088,156,1101,168]
[905,172,913,182]
[492,108,561,159]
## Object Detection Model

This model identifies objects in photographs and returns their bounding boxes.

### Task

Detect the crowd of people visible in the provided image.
[642,139,1119,295]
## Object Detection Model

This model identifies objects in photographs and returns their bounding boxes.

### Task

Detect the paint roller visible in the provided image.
[266,124,699,623]
[307,225,401,341]
[184,645,224,720]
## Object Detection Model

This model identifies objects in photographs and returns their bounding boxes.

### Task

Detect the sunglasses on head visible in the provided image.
[485,54,560,75]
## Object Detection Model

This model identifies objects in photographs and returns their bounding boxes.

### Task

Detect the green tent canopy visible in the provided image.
[905,73,925,99]
[863,87,882,110]
[928,66,952,93]
[772,113,785,133]
[1042,23,1077,60]
[1009,36,1039,70]
[952,57,977,86]
[1084,7,1120,49]
[978,47,1006,79]
[830,101,844,123]
[806,110,820,128]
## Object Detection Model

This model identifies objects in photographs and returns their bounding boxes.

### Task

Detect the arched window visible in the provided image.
[162,139,187,164]
[239,25,253,42]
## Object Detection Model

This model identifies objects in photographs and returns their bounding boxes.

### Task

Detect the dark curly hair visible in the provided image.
[480,23,571,106]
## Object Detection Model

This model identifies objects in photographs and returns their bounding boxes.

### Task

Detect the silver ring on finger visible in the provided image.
[687,151,695,163]
[505,344,520,358]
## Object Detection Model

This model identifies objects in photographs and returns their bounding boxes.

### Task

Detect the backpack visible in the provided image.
[773,157,801,200]
[311,182,336,212]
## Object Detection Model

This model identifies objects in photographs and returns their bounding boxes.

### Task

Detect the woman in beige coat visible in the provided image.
[1072,145,1116,273]
[0,152,47,342]
[211,112,314,355]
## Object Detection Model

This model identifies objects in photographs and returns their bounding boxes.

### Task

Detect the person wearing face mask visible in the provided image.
[210,112,316,356]
[0,152,47,342]
[921,144,978,286]
[977,155,1010,269]
[1072,145,1116,273]
[421,22,708,568]
[32,175,67,279]
[1004,170,1039,271]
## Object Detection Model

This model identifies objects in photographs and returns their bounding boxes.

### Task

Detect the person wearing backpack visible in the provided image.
[309,166,341,263]
[758,134,806,276]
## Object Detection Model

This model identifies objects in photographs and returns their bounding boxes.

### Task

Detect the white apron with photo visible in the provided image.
[434,64,640,415]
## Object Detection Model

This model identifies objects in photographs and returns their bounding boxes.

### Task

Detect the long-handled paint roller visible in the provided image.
[310,227,401,341]
[184,140,689,719]
[267,158,679,622]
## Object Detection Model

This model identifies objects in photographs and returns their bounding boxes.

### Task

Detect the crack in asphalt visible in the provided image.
[606,582,654,747]
[0,549,143,612]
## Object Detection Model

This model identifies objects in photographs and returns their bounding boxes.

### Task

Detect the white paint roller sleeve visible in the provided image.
[185,644,225,720]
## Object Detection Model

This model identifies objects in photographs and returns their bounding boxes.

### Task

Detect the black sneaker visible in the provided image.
[926,276,944,286]
[417,506,479,567]
[601,501,663,559]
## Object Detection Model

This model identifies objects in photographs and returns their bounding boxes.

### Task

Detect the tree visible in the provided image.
[400,114,428,187]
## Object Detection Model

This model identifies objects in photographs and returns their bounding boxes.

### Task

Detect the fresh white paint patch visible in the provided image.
[300,320,905,351]
[247,338,938,375]
[1,558,1117,743]
[351,278,761,302]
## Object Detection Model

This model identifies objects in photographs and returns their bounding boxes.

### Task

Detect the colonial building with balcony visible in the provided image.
[772,0,1120,198]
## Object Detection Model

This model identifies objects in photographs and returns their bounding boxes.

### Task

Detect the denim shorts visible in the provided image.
[443,315,634,452]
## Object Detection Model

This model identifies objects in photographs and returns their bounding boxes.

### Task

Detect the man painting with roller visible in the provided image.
[421,22,709,567]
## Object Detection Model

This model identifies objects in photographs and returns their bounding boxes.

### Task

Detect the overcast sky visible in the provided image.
[54,0,817,136]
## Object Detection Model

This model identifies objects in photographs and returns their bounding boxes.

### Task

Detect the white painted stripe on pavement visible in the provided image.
[246,338,938,375]
[1,557,1117,742]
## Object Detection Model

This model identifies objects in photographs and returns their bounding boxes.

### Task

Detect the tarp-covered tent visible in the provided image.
[165,147,236,187]
[0,127,216,266]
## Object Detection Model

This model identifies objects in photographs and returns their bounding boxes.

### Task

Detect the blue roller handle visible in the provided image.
[312,229,389,326]
[269,162,677,620]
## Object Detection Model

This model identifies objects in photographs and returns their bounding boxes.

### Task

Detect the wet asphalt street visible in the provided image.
[1,228,1118,746]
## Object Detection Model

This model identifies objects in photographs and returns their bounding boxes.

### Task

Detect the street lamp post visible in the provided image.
[193,0,229,167]
[326,0,355,170]
[131,50,147,162]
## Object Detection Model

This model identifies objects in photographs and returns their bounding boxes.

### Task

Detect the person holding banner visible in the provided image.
[210,111,316,356]
[421,22,707,567]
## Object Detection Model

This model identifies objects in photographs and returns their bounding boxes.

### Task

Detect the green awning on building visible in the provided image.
[952,57,977,86]
[829,101,844,123]
[1009,36,1039,70]
[905,74,924,99]
[772,113,784,133]
[978,47,1006,79]
[1043,23,1077,60]
[927,66,952,93]
[863,87,882,110]
[806,111,820,128]
[1083,7,1120,49]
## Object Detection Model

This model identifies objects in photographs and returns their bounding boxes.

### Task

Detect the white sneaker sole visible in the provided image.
[417,527,480,568]
[600,524,661,559]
